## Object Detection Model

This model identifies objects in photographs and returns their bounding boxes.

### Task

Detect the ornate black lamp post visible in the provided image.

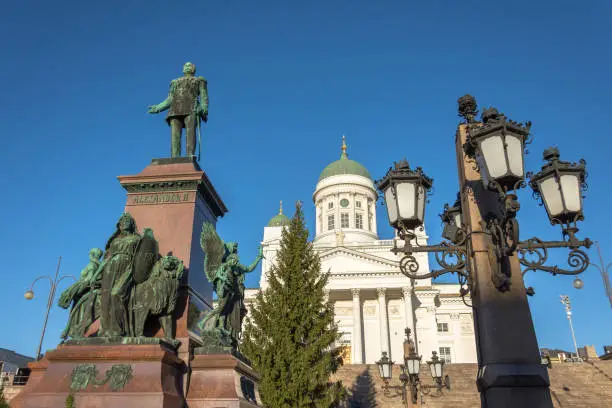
[24,257,76,360]
[375,329,450,406]
[375,95,592,407]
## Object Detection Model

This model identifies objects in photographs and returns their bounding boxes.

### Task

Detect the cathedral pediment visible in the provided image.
[319,247,399,274]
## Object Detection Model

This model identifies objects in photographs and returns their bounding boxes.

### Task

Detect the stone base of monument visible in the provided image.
[186,348,261,408]
[10,339,185,408]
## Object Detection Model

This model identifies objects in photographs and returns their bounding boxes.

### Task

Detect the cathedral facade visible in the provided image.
[245,139,477,365]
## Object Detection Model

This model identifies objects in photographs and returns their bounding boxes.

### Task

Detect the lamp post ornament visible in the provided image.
[376,94,592,408]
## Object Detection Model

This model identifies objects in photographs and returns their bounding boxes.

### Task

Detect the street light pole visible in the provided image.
[590,241,612,308]
[24,257,76,360]
[455,123,553,407]
[560,295,579,355]
[376,96,592,408]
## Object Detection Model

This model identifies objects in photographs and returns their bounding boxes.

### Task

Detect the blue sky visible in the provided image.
[1,1,610,359]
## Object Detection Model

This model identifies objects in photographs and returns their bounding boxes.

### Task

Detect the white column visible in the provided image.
[351,289,363,364]
[402,286,415,349]
[377,287,391,356]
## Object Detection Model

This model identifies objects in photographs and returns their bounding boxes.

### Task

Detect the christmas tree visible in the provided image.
[242,202,345,407]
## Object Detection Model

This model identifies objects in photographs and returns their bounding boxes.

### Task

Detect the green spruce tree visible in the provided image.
[64,392,75,408]
[242,203,345,408]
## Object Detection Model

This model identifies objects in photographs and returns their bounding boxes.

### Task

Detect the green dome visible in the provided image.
[267,201,291,227]
[318,136,371,181]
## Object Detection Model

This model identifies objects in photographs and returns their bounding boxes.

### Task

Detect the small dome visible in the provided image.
[267,201,291,227]
[318,136,371,181]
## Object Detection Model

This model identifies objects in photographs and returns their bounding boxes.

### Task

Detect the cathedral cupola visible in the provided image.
[267,201,291,227]
[318,136,372,181]
[313,136,379,245]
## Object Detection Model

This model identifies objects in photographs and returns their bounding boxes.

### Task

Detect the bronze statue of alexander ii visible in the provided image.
[148,62,208,158]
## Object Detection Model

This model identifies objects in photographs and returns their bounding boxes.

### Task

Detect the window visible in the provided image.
[328,202,334,209]
[341,213,349,228]
[356,214,363,229]
[439,347,452,363]
[437,322,449,332]
[328,215,335,231]
[356,201,362,208]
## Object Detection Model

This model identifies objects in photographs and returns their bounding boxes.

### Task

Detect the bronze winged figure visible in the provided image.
[198,222,263,346]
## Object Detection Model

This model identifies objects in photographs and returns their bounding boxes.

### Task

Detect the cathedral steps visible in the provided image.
[332,361,612,407]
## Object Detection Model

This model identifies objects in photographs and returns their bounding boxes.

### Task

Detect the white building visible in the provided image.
[245,138,477,365]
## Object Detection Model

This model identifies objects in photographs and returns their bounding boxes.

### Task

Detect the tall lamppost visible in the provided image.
[375,328,450,406]
[559,295,579,356]
[376,95,592,408]
[589,241,612,307]
[24,257,76,360]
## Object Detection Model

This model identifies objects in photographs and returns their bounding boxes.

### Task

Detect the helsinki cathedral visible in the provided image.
[244,137,477,365]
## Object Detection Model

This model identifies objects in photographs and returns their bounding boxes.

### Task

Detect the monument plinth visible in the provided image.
[186,352,261,408]
[10,342,185,408]
[118,157,227,343]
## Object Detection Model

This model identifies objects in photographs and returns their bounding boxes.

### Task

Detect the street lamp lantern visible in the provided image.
[377,328,451,406]
[447,201,462,228]
[404,350,421,376]
[573,277,584,290]
[465,107,531,192]
[427,351,444,381]
[24,290,34,300]
[376,351,394,381]
[528,147,587,227]
[403,328,422,376]
[377,159,433,239]
[441,196,464,244]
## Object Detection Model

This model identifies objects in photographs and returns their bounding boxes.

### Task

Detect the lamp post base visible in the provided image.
[477,363,553,407]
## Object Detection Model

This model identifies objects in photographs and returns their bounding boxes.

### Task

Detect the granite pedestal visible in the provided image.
[10,341,185,408]
[186,351,261,408]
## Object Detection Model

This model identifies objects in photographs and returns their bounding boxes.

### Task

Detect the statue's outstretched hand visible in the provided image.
[148,105,160,114]
[258,245,264,259]
[197,107,208,122]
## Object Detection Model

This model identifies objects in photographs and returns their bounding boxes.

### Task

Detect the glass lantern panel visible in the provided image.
[539,176,564,217]
[480,135,508,179]
[435,362,443,378]
[384,187,398,224]
[453,213,462,227]
[505,134,525,178]
[382,362,392,379]
[377,363,385,379]
[396,182,417,220]
[560,174,582,212]
[429,362,437,378]
[407,359,420,375]
[416,185,426,223]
